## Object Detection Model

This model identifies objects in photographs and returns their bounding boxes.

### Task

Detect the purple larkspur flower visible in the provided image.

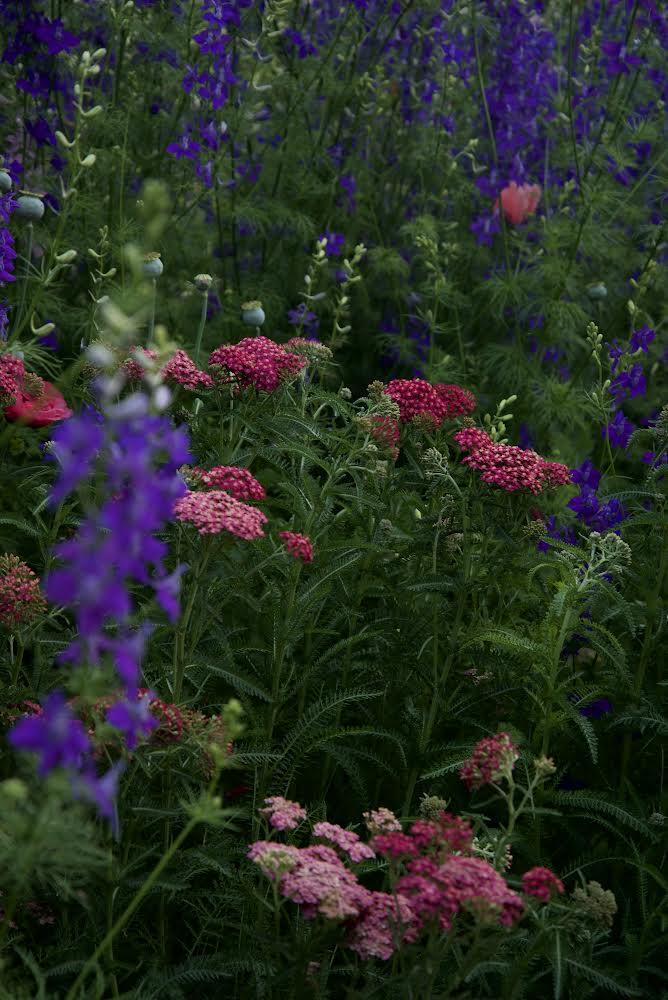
[71,761,126,839]
[9,692,90,777]
[629,326,655,354]
[570,459,601,491]
[609,363,646,401]
[320,231,345,257]
[106,691,158,750]
[602,410,636,450]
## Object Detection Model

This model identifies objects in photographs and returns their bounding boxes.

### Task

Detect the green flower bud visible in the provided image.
[55,249,77,265]
[586,282,607,300]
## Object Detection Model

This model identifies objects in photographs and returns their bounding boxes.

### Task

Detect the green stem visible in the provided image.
[64,817,199,1000]
[193,290,209,365]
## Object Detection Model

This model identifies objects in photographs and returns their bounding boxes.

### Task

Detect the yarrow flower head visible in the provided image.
[0,554,47,629]
[161,349,214,391]
[384,379,476,429]
[279,530,313,563]
[347,891,416,960]
[521,866,565,903]
[363,807,402,836]
[259,795,307,831]
[209,336,307,393]
[460,732,520,791]
[186,465,266,500]
[313,821,375,862]
[454,429,570,494]
[174,490,268,539]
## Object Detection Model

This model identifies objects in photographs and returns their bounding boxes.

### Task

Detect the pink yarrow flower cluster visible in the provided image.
[460,732,520,791]
[495,182,542,225]
[384,379,476,429]
[259,795,307,831]
[279,530,313,563]
[249,803,536,960]
[522,866,565,903]
[161,349,214,390]
[209,336,307,393]
[0,555,47,629]
[454,428,570,495]
[313,821,375,862]
[187,465,266,501]
[123,347,212,390]
[174,490,268,539]
[0,353,25,405]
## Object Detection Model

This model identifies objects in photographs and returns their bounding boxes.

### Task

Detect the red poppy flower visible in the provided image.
[495,182,541,225]
[3,381,72,427]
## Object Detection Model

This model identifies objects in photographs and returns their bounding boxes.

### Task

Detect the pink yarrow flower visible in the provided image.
[161,349,214,390]
[279,844,371,920]
[209,336,306,393]
[279,530,313,563]
[0,555,47,629]
[385,379,476,430]
[460,732,520,792]
[347,891,417,960]
[363,807,402,836]
[174,490,268,539]
[187,465,266,500]
[247,840,301,878]
[259,795,307,831]
[496,182,542,225]
[522,866,565,903]
[313,821,375,862]
[453,428,570,495]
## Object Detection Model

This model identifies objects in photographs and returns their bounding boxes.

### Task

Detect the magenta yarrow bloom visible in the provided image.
[174,490,268,539]
[279,530,313,563]
[259,795,307,831]
[460,732,520,791]
[522,866,565,902]
[454,429,570,495]
[209,336,306,393]
[187,465,266,500]
[385,379,476,429]
[313,821,375,862]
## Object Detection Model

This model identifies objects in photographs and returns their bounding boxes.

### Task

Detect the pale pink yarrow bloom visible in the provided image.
[247,840,301,879]
[363,807,402,836]
[313,821,375,862]
[259,795,307,831]
[280,844,371,920]
[174,490,268,539]
[347,891,416,960]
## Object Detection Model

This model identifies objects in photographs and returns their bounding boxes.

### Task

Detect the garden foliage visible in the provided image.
[0,0,666,996]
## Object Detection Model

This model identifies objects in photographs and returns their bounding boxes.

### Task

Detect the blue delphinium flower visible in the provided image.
[9,693,91,778]
[609,363,647,402]
[602,410,636,450]
[629,325,655,353]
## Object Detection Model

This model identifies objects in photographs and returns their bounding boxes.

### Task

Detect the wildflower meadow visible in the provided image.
[0,0,667,996]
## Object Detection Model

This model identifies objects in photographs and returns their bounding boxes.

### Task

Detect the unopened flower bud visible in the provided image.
[55,249,77,265]
[338,386,352,400]
[80,153,97,168]
[587,281,607,300]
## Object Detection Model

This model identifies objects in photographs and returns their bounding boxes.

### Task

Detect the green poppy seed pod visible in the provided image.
[143,253,163,278]
[15,194,45,221]
[0,170,12,193]
[587,281,607,300]
[241,300,265,326]
[194,273,213,291]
